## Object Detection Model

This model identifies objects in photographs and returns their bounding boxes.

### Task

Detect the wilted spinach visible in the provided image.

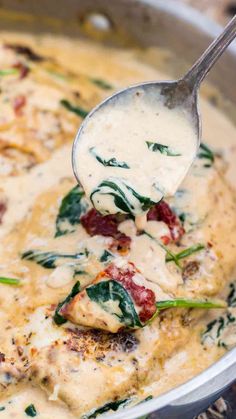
[22,249,87,269]
[24,404,37,417]
[54,281,81,325]
[86,280,142,328]
[5,43,44,62]
[90,78,113,90]
[60,99,89,119]
[201,312,236,349]
[99,250,114,263]
[139,395,153,403]
[146,141,181,156]
[198,143,214,167]
[89,147,130,169]
[84,398,130,419]
[90,178,156,215]
[55,185,88,237]
[227,282,236,307]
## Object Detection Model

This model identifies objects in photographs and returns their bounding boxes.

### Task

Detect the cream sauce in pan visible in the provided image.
[0,32,235,418]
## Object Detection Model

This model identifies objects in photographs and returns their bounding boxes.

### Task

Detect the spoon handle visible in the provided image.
[184,14,236,90]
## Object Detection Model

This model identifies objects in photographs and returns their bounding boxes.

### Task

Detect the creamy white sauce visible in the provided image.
[75,86,198,222]
[0,145,72,241]
[0,30,235,419]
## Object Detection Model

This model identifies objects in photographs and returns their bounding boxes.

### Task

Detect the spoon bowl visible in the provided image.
[73,79,199,218]
[72,77,201,183]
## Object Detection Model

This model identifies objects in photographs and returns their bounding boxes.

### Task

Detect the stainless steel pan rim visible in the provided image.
[109,348,236,419]
[141,0,229,40]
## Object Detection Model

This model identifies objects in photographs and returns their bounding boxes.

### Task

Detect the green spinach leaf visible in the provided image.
[24,404,37,417]
[55,185,88,237]
[90,78,113,90]
[89,147,130,169]
[139,395,153,404]
[90,178,156,215]
[146,141,181,156]
[84,398,130,418]
[201,312,235,349]
[198,143,214,166]
[227,282,236,307]
[86,280,142,328]
[99,250,114,263]
[73,269,88,277]
[60,99,89,119]
[54,281,81,325]
[178,212,186,223]
[22,249,87,269]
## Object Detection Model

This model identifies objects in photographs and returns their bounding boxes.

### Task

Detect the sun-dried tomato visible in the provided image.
[160,235,171,245]
[0,352,5,362]
[13,95,26,116]
[0,201,7,224]
[81,208,131,253]
[105,263,156,322]
[5,44,45,62]
[13,62,29,79]
[147,200,184,242]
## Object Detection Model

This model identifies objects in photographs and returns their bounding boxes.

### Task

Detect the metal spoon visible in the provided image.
[72,15,236,207]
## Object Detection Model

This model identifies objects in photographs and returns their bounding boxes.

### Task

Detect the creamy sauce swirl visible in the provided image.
[75,86,198,222]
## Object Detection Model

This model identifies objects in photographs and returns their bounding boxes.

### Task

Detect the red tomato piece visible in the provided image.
[105,263,156,323]
[147,200,184,242]
[13,95,26,116]
[81,208,131,253]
